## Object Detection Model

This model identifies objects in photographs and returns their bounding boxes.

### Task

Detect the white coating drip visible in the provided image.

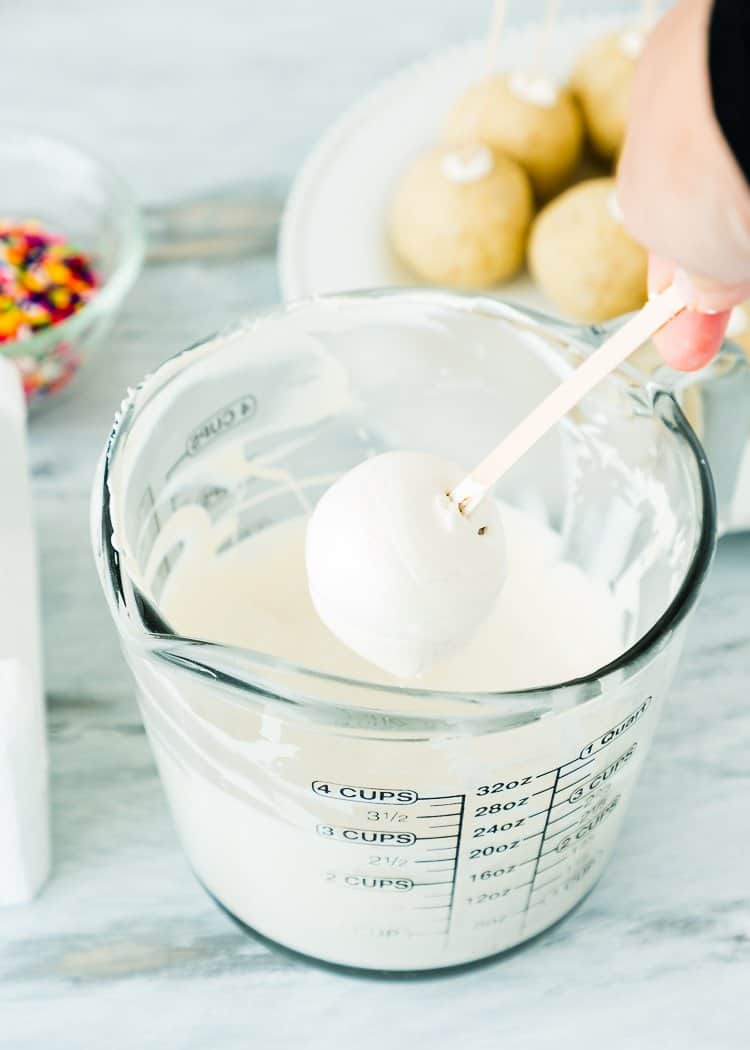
[508,71,559,108]
[441,144,494,184]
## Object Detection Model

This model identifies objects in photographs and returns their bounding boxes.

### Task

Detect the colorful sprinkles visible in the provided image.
[0,219,99,399]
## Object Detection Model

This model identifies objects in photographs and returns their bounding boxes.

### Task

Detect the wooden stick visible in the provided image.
[532,0,560,81]
[450,285,687,515]
[640,0,658,32]
[450,1,506,171]
[484,0,507,77]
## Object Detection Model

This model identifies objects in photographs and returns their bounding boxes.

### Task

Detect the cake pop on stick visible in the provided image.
[572,0,659,162]
[450,284,686,515]
[443,0,583,199]
[306,287,686,678]
[388,0,533,289]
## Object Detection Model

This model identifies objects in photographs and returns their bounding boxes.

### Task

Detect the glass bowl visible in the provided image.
[93,291,716,970]
[0,127,144,409]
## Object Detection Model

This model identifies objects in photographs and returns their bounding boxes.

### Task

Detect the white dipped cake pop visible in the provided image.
[528,176,647,323]
[571,28,644,161]
[305,451,507,679]
[388,143,533,289]
[442,73,584,199]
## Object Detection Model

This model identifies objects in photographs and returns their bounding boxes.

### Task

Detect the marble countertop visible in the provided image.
[2,1,749,1047]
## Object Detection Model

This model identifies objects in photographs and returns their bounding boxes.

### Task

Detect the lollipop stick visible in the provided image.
[485,0,507,76]
[456,0,507,164]
[532,0,560,81]
[450,285,687,515]
[640,0,658,31]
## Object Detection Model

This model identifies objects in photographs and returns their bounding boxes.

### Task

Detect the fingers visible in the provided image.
[672,270,750,313]
[648,254,747,370]
[653,308,731,372]
[615,0,750,284]
[647,254,676,300]
[649,254,750,309]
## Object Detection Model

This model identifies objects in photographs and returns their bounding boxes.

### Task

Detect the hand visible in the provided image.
[616,0,750,370]
[646,254,750,370]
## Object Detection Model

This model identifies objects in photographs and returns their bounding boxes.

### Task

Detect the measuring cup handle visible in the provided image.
[658,343,750,533]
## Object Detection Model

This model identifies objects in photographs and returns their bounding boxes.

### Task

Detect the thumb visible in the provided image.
[648,255,743,371]
[653,308,731,372]
[671,268,750,313]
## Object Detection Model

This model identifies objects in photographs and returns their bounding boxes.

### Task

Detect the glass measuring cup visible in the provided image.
[92,290,716,972]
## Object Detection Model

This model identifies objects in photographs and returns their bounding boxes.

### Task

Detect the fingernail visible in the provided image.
[648,266,668,299]
[673,268,696,304]
[648,271,663,298]
[673,269,721,313]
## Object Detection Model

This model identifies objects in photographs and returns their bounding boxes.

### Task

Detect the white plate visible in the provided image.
[278,11,750,532]
[278,11,625,303]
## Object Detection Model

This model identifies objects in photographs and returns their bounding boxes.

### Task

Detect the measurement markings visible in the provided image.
[542,821,580,842]
[427,846,457,853]
[516,855,542,868]
[535,765,563,779]
[416,812,462,819]
[558,758,596,780]
[527,806,556,819]
[538,752,598,778]
[533,874,561,892]
[521,767,561,923]
[548,804,584,825]
[550,773,592,800]
[525,893,556,913]
[540,835,591,858]
[536,855,570,876]
[445,794,466,937]
[501,907,538,921]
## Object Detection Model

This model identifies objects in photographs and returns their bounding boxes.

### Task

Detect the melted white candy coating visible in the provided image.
[305,451,506,678]
[441,144,494,183]
[508,72,559,108]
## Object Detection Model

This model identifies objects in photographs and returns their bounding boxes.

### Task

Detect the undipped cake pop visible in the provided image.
[571,28,644,161]
[528,177,647,322]
[306,451,507,678]
[389,143,533,289]
[442,73,583,200]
